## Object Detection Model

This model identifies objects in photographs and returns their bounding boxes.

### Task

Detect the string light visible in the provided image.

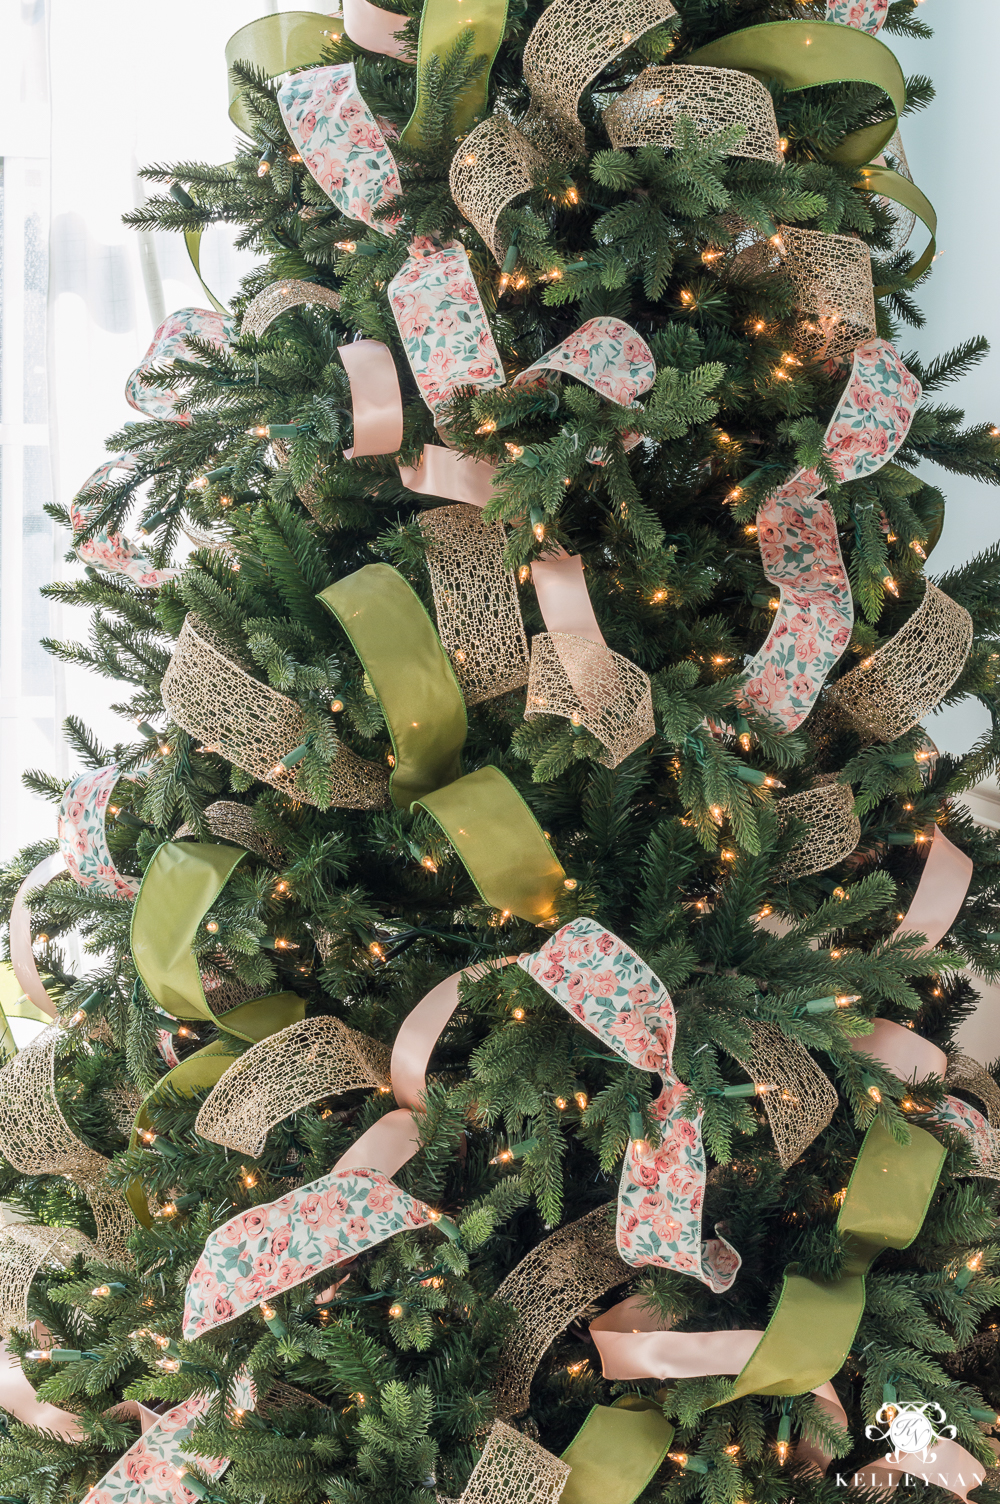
[575,1092,588,1110]
[476,419,497,434]
[512,1007,525,1021]
[563,878,577,890]
[883,575,899,596]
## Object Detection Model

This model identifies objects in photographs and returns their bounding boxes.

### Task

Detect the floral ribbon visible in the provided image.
[278,64,402,235]
[79,1374,255,1504]
[183,956,515,1339]
[519,919,741,1291]
[589,1116,943,1402]
[513,317,655,410]
[57,763,148,901]
[826,0,888,36]
[743,339,921,732]
[388,238,506,417]
[125,308,235,423]
[70,454,178,588]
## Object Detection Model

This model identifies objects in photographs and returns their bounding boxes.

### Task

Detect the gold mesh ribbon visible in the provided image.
[825,583,972,742]
[525,633,655,769]
[779,225,877,359]
[449,116,549,266]
[419,505,530,705]
[241,280,342,339]
[175,799,284,866]
[492,1204,631,1419]
[519,0,678,162]
[775,782,861,880]
[0,1222,98,1337]
[0,1028,136,1260]
[441,1421,571,1504]
[730,1021,838,1168]
[194,1016,393,1156]
[161,616,391,810]
[603,65,782,163]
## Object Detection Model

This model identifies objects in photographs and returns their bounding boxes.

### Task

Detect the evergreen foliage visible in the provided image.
[3,3,1000,1503]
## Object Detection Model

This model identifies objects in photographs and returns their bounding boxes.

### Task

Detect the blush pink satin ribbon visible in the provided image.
[342,0,414,58]
[9,854,66,1021]
[530,550,606,644]
[892,826,972,952]
[398,445,498,507]
[0,1340,83,1438]
[339,340,404,458]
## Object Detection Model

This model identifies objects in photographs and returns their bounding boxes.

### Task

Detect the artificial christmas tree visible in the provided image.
[3,1,1000,1502]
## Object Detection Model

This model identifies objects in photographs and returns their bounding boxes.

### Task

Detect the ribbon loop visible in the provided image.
[744,338,921,731]
[520,919,741,1291]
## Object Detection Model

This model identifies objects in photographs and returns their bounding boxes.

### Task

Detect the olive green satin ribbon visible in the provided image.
[400,0,510,149]
[127,841,304,1223]
[183,228,229,317]
[687,20,906,167]
[857,165,938,289]
[225,11,335,136]
[318,566,565,922]
[562,1400,674,1504]
[726,1119,944,1401]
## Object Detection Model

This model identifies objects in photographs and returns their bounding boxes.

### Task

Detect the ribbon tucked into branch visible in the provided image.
[744,338,921,732]
[127,841,306,1224]
[318,564,565,921]
[519,919,741,1291]
[57,762,148,901]
[70,454,178,589]
[183,954,515,1338]
[589,1116,943,1400]
[225,11,336,136]
[687,20,906,168]
[279,65,402,234]
[79,1375,256,1504]
[388,238,506,417]
[0,1027,137,1260]
[400,0,510,149]
[125,308,235,423]
[9,854,68,1021]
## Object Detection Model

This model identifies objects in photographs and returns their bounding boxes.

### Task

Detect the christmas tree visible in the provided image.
[4,2,1000,1502]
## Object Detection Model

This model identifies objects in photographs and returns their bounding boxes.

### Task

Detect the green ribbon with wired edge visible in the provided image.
[561,1399,674,1504]
[725,1118,945,1401]
[318,565,566,924]
[225,11,337,136]
[856,165,938,290]
[399,0,509,149]
[687,20,906,168]
[126,841,304,1224]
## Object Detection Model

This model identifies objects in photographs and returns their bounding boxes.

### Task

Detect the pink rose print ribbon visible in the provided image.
[125,308,236,423]
[512,316,655,464]
[388,238,506,417]
[519,919,741,1292]
[826,0,889,36]
[79,1373,255,1504]
[70,455,179,589]
[58,763,149,901]
[512,316,655,409]
[279,64,402,235]
[744,338,921,732]
[183,959,516,1338]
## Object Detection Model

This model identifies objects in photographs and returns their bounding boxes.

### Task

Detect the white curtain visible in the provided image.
[0,0,311,860]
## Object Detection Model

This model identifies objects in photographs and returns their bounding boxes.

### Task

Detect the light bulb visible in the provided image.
[575,1092,588,1110]
[388,1302,404,1319]
[512,1007,525,1021]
